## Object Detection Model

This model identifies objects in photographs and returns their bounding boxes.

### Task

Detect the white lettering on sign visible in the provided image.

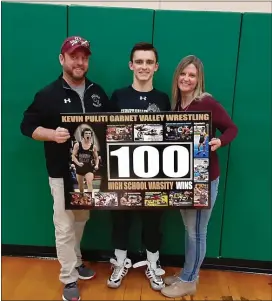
[108,142,192,181]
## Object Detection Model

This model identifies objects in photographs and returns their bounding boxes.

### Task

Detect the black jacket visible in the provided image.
[20,75,116,178]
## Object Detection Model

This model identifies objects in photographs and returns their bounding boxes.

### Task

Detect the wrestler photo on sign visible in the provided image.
[68,124,102,206]
[144,192,168,207]
[194,158,209,182]
[106,125,133,142]
[70,192,95,206]
[120,192,143,207]
[93,192,118,207]
[194,183,209,207]
[134,124,163,141]
[165,123,193,142]
[169,190,193,206]
[194,122,209,158]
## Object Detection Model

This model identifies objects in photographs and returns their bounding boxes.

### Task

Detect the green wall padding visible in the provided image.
[221,13,272,261]
[68,5,154,97]
[67,5,155,252]
[1,2,67,246]
[152,10,242,257]
[2,1,271,262]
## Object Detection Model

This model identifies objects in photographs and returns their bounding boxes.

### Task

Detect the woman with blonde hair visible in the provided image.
[161,55,238,298]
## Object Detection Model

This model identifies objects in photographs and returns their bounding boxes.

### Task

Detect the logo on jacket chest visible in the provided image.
[147,103,160,112]
[91,94,102,107]
[64,98,71,104]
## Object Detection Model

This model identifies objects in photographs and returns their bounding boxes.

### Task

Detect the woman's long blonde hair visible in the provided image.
[171,55,209,110]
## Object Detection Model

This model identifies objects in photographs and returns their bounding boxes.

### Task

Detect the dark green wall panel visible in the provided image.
[152,10,242,257]
[68,5,154,97]
[68,5,154,252]
[1,2,67,245]
[221,13,272,261]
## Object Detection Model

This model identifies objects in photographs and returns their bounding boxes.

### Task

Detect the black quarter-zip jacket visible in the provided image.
[20,75,117,178]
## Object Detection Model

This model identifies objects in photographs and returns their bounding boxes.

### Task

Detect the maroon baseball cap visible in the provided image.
[61,36,91,55]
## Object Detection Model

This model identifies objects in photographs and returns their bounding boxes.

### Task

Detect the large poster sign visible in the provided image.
[61,112,211,210]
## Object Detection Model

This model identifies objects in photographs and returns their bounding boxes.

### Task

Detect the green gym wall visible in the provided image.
[1,2,271,263]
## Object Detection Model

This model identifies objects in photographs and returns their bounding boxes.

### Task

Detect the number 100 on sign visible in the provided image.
[107,142,192,181]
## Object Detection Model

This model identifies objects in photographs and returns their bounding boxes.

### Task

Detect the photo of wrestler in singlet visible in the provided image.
[194,123,209,158]
[71,126,99,195]
[198,127,206,149]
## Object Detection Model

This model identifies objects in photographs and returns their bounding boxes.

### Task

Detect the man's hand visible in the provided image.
[209,138,221,151]
[53,127,70,143]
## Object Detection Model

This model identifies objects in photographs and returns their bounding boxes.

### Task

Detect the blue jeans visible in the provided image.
[179,177,220,282]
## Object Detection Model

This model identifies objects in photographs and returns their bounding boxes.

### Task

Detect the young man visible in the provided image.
[107,42,171,291]
[20,36,115,301]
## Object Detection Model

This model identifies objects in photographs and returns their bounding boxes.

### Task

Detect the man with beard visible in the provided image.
[20,36,116,301]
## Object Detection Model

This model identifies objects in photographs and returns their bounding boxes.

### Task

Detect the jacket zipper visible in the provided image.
[63,83,94,113]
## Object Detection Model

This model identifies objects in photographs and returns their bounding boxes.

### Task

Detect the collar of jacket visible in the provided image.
[57,74,94,91]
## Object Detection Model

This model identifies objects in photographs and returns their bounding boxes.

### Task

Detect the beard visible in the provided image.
[64,65,88,82]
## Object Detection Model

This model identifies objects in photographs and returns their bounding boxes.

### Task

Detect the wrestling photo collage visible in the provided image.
[68,121,210,209]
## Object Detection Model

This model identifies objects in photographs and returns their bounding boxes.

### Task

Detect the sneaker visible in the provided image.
[107,257,132,288]
[133,260,165,291]
[164,273,181,286]
[164,274,199,286]
[161,279,197,298]
[76,264,96,280]
[62,281,80,301]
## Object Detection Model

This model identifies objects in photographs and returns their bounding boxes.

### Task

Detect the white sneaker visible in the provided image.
[107,258,132,288]
[133,260,165,291]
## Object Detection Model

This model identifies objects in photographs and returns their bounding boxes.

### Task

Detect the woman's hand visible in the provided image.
[209,138,221,151]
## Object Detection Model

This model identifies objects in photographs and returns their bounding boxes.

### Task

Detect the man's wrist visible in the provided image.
[48,129,56,142]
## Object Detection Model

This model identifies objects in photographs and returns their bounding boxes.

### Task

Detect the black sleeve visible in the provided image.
[20,91,46,138]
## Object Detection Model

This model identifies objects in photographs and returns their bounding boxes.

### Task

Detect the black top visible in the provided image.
[110,85,171,112]
[20,75,116,177]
